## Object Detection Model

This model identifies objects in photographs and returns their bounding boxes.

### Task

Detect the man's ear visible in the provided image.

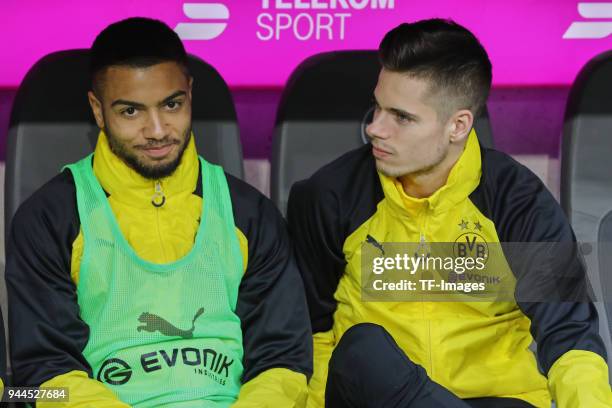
[88,91,105,129]
[448,109,474,144]
[188,76,194,101]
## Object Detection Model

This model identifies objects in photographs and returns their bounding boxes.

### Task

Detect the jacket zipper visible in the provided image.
[420,203,434,378]
[152,181,166,207]
[152,181,167,261]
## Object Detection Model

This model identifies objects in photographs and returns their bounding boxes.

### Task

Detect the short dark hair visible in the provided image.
[90,17,189,94]
[379,19,492,119]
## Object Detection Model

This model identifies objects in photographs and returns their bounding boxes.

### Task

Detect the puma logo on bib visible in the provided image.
[137,307,205,339]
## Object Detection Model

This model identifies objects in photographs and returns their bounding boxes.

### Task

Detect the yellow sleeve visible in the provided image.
[39,370,130,408]
[548,350,612,407]
[307,330,336,408]
[231,368,307,408]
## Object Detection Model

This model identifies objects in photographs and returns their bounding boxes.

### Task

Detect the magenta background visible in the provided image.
[0,1,608,161]
[1,0,611,88]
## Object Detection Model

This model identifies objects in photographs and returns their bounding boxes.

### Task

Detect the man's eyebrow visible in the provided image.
[373,95,420,121]
[110,91,187,109]
[111,99,146,109]
[389,107,419,121]
[160,91,187,105]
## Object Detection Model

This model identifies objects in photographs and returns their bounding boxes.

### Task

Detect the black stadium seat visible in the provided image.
[561,49,612,379]
[271,50,494,215]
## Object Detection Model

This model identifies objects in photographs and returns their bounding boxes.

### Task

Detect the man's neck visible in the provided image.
[399,148,462,199]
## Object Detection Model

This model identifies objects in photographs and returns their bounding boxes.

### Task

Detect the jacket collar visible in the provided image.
[92,130,199,209]
[379,129,482,218]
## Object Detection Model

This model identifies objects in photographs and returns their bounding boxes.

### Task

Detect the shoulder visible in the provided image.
[7,170,80,275]
[10,170,79,238]
[293,144,378,198]
[480,148,547,194]
[287,144,384,241]
[224,172,286,239]
[474,148,571,241]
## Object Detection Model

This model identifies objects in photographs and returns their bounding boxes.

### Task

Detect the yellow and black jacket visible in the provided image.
[288,131,611,407]
[6,132,312,407]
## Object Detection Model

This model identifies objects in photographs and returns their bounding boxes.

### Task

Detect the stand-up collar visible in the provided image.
[92,131,199,209]
[379,129,482,218]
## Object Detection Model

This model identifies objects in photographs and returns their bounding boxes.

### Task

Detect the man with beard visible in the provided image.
[7,18,311,407]
[288,19,611,408]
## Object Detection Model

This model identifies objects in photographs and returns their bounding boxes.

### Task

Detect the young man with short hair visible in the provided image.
[288,19,611,407]
[7,17,311,407]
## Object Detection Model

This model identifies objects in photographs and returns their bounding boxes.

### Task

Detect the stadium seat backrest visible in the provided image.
[271,50,494,215]
[598,211,612,340]
[561,49,612,377]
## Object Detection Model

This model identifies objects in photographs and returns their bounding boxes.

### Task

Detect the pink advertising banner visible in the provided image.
[0,0,611,88]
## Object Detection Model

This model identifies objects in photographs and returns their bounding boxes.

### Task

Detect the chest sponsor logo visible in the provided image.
[97,358,133,386]
[97,307,235,387]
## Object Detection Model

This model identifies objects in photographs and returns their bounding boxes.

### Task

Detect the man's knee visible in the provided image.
[329,323,417,375]
[333,323,389,359]
[327,323,429,406]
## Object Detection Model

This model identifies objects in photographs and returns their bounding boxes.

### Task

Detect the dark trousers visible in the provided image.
[326,323,537,408]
